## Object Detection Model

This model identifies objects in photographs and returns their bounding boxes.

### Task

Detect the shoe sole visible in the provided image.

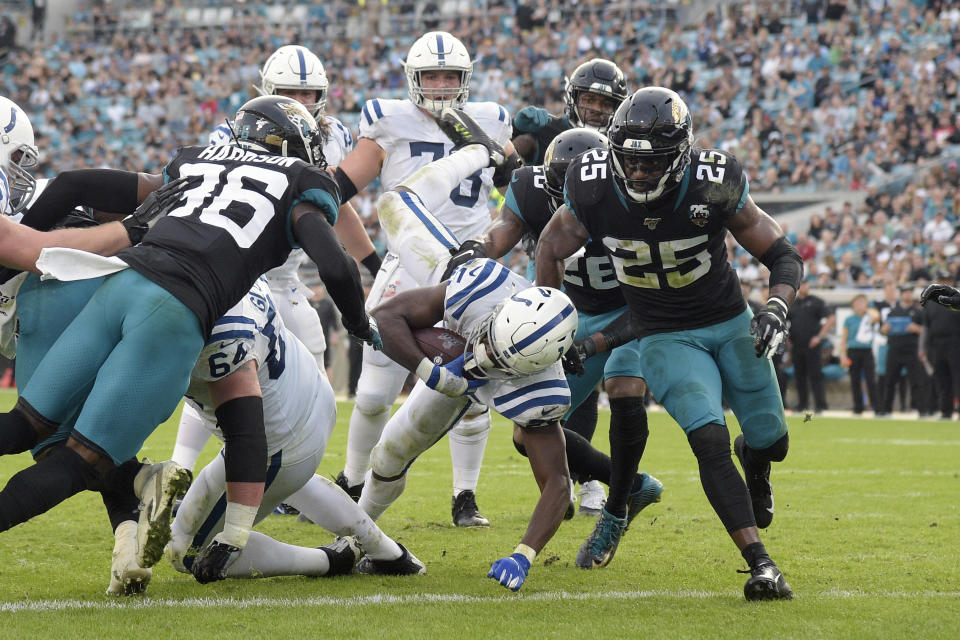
[107,567,152,596]
[453,517,490,527]
[137,466,193,568]
[578,506,603,517]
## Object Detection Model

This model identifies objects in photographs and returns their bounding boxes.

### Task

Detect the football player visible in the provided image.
[511,58,627,165]
[173,45,381,486]
[166,278,423,586]
[0,97,379,583]
[443,127,661,567]
[536,88,799,601]
[332,31,522,527]
[358,109,661,592]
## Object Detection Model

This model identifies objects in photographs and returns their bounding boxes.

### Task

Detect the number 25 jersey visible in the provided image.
[564,147,748,337]
[119,145,341,336]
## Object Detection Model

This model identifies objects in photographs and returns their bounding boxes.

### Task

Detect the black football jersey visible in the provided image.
[564,147,748,337]
[507,165,624,315]
[513,114,571,165]
[119,144,340,335]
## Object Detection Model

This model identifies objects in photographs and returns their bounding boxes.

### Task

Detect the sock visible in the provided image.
[688,423,755,532]
[284,475,403,561]
[358,469,408,523]
[99,458,144,532]
[223,530,331,578]
[343,377,405,486]
[741,541,771,569]
[449,410,490,497]
[0,445,99,531]
[563,427,610,485]
[398,145,489,211]
[171,404,212,471]
[0,408,45,456]
[605,396,649,518]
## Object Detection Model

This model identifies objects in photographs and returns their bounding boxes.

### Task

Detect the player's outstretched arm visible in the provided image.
[334,137,387,201]
[192,362,266,584]
[534,205,589,288]
[441,204,527,281]
[489,421,569,591]
[332,200,380,276]
[370,285,446,372]
[292,203,379,349]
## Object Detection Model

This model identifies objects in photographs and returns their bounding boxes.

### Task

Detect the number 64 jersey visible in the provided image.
[184,278,333,462]
[563,147,749,338]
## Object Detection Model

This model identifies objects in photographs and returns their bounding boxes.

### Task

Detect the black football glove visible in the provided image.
[440,240,487,281]
[561,337,597,376]
[750,296,789,359]
[920,283,960,311]
[191,535,242,584]
[344,314,383,350]
[121,175,199,245]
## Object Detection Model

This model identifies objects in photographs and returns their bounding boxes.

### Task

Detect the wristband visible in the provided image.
[360,251,382,277]
[765,296,789,316]
[221,501,259,549]
[513,543,537,564]
[415,357,437,383]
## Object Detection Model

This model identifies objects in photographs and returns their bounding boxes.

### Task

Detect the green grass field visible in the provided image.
[0,388,956,639]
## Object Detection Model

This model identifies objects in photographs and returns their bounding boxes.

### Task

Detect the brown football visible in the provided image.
[413,327,467,365]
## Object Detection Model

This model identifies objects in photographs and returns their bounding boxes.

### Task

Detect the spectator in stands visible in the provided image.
[788,281,835,413]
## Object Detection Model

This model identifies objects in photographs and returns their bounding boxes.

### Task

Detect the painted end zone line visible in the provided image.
[3,589,959,613]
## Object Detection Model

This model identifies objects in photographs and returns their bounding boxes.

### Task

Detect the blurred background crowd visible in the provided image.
[2,0,959,413]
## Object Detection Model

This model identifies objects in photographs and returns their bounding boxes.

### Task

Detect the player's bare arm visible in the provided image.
[513,422,570,553]
[332,199,378,265]
[534,205,589,288]
[726,196,799,307]
[0,215,131,271]
[371,284,447,371]
[336,137,387,195]
[512,133,537,164]
[478,203,526,259]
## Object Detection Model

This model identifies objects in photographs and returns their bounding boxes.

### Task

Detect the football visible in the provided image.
[413,327,467,365]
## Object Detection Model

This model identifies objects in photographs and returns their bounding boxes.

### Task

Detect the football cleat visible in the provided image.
[578,479,607,517]
[356,544,427,576]
[319,537,362,577]
[436,107,506,167]
[334,470,364,503]
[133,460,193,568]
[576,508,627,569]
[272,503,300,516]
[734,434,775,529]
[106,520,152,596]
[626,473,663,526]
[741,561,794,601]
[452,490,490,527]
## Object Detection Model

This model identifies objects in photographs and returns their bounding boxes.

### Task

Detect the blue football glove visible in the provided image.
[487,553,531,591]
[418,353,487,397]
[513,106,550,133]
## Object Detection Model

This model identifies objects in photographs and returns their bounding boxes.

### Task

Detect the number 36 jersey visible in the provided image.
[119,145,341,336]
[564,147,748,337]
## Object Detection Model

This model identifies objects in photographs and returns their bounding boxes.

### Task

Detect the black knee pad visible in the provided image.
[609,396,649,443]
[756,433,789,463]
[687,422,732,461]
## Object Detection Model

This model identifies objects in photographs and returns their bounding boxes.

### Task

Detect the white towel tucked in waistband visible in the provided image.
[36,247,129,282]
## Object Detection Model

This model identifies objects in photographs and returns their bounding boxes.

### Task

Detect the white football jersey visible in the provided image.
[184,278,329,462]
[443,258,570,427]
[206,114,354,286]
[359,99,511,248]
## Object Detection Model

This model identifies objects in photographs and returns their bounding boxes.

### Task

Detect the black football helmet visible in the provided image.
[542,127,609,211]
[233,95,325,167]
[564,58,628,134]
[607,87,693,204]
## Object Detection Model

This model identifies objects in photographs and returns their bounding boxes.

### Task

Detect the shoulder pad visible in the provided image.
[323,115,354,152]
[689,148,748,211]
[358,99,408,138]
[464,102,512,144]
[563,150,608,214]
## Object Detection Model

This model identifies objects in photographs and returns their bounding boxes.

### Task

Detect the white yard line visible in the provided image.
[2,588,958,613]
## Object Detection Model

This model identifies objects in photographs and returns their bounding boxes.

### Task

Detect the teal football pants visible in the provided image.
[20,269,204,464]
[637,308,787,449]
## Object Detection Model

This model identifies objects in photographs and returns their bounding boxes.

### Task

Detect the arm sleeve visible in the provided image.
[20,169,140,231]
[294,210,367,331]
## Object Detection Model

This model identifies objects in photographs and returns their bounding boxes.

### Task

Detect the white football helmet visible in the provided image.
[464,287,578,379]
[258,45,329,119]
[402,31,473,115]
[0,96,38,215]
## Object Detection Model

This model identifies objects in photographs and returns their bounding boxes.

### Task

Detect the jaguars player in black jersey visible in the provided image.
[511,58,627,165]
[536,88,801,601]
[444,127,662,568]
[0,96,379,581]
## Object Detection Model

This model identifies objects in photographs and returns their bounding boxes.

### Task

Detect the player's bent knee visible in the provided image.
[757,432,789,462]
[354,392,392,418]
[687,422,731,461]
[370,441,414,479]
[605,377,647,398]
[452,410,490,438]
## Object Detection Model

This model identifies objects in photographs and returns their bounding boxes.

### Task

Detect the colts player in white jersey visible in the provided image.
[166,278,423,584]
[333,32,522,527]
[172,45,381,480]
